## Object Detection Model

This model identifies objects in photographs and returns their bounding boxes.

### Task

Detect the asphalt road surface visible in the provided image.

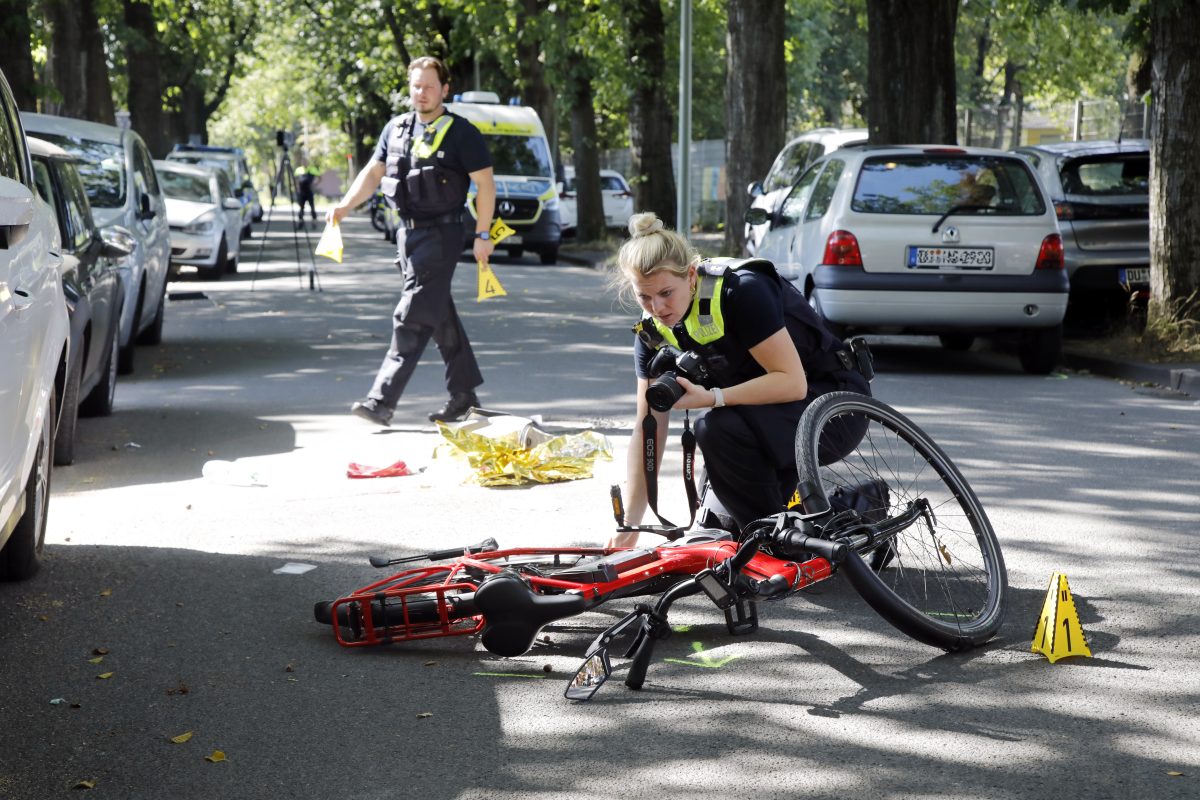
[2,212,1198,799]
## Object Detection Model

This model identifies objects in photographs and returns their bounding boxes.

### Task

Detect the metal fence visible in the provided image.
[600,139,729,229]
[959,96,1152,148]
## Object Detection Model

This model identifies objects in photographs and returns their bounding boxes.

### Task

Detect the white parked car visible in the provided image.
[558,167,634,234]
[748,144,1068,374]
[745,127,867,255]
[21,112,172,375]
[0,70,69,579]
[166,145,259,236]
[154,160,244,279]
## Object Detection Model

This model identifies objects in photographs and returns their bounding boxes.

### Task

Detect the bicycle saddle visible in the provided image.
[474,572,586,657]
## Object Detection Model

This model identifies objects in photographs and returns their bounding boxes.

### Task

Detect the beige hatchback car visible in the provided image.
[750,144,1068,374]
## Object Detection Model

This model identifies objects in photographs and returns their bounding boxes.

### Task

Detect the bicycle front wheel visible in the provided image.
[795,392,1007,651]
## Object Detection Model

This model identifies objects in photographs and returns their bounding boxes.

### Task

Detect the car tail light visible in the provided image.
[1053,201,1074,220]
[822,230,863,267]
[1036,233,1064,270]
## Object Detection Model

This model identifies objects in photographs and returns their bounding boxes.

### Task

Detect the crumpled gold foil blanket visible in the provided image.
[435,423,612,486]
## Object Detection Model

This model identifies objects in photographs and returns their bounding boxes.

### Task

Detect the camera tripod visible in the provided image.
[250,136,322,292]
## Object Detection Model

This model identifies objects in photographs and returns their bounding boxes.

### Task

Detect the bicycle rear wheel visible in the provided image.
[795,392,1007,651]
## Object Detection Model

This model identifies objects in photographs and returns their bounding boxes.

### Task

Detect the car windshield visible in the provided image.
[1060,154,1149,197]
[158,170,213,203]
[171,154,236,185]
[852,154,1046,216]
[484,135,552,178]
[33,133,126,209]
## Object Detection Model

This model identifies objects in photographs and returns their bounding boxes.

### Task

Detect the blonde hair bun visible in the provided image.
[628,212,664,238]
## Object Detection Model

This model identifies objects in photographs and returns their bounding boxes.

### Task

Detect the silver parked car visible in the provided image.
[22,112,172,375]
[154,159,244,279]
[748,144,1068,374]
[745,127,867,255]
[1013,140,1149,325]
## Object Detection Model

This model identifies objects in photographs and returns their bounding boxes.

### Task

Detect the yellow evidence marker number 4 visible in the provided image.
[1031,572,1092,663]
[477,218,516,302]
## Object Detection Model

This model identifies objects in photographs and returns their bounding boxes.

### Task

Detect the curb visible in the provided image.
[1063,351,1199,397]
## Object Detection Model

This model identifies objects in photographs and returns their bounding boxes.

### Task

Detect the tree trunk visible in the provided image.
[1011,82,1024,149]
[567,71,606,243]
[0,0,37,111]
[992,61,1019,149]
[865,0,958,145]
[725,0,786,257]
[1149,0,1200,313]
[623,0,676,229]
[123,0,170,157]
[42,0,114,122]
[516,0,559,170]
[1123,49,1152,139]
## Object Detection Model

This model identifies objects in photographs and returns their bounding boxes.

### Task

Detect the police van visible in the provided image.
[448,92,561,264]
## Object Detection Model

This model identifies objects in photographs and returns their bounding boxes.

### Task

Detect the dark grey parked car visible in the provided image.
[1013,140,1149,326]
[28,136,132,466]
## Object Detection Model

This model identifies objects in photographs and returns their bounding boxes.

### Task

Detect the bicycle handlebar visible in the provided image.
[368,537,499,568]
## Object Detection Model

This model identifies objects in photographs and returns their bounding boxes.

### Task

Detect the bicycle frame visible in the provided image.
[324,538,836,649]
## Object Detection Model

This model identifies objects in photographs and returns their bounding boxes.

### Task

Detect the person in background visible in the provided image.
[295,164,318,225]
[326,55,496,426]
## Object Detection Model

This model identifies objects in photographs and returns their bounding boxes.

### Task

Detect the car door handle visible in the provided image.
[11,287,33,311]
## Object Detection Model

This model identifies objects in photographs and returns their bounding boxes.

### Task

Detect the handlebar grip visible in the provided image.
[426,537,498,562]
[368,556,391,568]
[775,529,848,563]
[624,626,657,691]
[753,574,791,598]
[726,535,763,576]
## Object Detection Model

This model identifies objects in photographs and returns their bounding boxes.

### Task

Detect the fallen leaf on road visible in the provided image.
[96,672,114,680]
[99,588,112,597]
[205,751,226,763]
[50,698,67,705]
[88,656,104,664]
[424,661,437,667]
[416,712,433,719]
[1167,771,1184,777]
[92,647,109,655]
[171,732,193,744]
[72,779,96,790]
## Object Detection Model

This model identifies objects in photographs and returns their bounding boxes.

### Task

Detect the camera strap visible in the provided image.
[641,411,698,529]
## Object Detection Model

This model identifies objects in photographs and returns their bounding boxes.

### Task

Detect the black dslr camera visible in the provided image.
[645,345,712,412]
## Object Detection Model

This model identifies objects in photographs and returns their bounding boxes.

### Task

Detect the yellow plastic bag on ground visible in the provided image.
[315,222,343,263]
[434,409,611,486]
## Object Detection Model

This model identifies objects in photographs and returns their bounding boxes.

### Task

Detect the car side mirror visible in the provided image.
[98,225,136,259]
[744,207,771,227]
[137,194,156,220]
[223,197,243,210]
[747,181,764,198]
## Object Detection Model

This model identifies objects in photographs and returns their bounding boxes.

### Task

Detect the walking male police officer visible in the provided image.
[327,56,496,426]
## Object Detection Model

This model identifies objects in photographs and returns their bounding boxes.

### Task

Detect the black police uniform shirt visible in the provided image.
[634,268,820,384]
[372,111,493,213]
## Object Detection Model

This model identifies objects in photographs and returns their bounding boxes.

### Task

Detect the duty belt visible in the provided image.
[402,210,462,229]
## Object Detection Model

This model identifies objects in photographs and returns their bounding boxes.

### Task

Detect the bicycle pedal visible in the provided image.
[724,599,758,636]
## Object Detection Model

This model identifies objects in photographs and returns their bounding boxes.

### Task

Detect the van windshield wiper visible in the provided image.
[931,203,992,233]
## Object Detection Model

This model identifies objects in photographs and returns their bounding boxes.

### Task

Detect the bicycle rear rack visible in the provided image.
[329,583,483,647]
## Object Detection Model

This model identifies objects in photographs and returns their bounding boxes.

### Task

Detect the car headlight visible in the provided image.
[183,211,218,234]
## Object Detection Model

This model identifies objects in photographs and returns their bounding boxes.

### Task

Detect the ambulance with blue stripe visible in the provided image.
[449,92,562,265]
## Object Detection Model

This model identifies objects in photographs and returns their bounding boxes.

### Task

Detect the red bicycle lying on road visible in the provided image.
[314,392,1009,701]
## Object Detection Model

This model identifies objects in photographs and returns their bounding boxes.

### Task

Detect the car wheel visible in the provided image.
[507,246,524,259]
[203,239,228,281]
[538,247,558,265]
[1018,324,1063,375]
[0,390,54,580]
[53,354,82,467]
[80,331,118,418]
[136,281,166,346]
[938,333,975,352]
[226,255,238,275]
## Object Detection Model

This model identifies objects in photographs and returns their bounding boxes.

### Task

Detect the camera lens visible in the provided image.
[645,372,684,412]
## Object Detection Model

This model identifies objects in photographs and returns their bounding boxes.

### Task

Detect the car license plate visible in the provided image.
[907,246,995,270]
[1120,267,1149,285]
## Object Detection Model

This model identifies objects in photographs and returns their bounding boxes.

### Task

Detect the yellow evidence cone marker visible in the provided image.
[476,218,516,301]
[477,260,507,300]
[1031,572,1092,663]
[315,221,343,263]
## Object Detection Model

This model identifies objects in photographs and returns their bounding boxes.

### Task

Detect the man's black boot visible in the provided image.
[428,392,478,423]
[351,398,393,427]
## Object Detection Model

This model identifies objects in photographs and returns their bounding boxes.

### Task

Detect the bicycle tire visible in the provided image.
[795,392,1007,651]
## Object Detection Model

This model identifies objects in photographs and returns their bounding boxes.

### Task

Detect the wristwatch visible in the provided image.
[711,387,726,408]
[475,230,490,241]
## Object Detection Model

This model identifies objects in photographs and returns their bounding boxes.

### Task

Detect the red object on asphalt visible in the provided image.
[346,460,413,479]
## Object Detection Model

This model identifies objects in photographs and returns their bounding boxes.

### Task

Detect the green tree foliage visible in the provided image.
[784,0,868,131]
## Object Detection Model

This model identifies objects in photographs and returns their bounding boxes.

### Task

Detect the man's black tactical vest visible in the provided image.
[382,111,470,220]
[633,257,859,388]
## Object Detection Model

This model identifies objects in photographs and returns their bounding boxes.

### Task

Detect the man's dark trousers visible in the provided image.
[367,222,482,410]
